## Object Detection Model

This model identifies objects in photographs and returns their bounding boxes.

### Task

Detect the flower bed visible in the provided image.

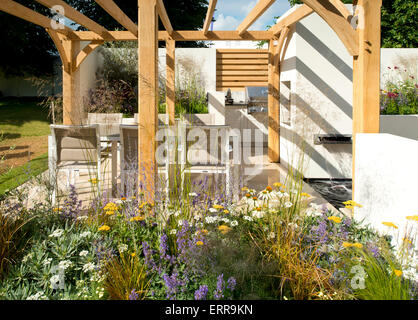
[0,176,417,300]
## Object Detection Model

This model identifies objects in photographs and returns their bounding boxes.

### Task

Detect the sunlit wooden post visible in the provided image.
[138,0,158,203]
[166,39,176,126]
[268,38,280,163]
[352,0,382,194]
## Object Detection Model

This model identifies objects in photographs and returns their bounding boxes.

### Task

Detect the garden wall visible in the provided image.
[354,133,418,252]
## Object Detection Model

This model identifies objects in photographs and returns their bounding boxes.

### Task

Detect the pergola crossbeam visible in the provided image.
[0,0,75,38]
[156,0,173,35]
[237,0,275,36]
[269,4,313,36]
[94,0,138,37]
[300,0,358,56]
[35,0,109,38]
[74,41,104,72]
[203,0,217,35]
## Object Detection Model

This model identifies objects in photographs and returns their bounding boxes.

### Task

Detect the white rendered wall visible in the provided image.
[354,133,418,274]
[279,5,354,179]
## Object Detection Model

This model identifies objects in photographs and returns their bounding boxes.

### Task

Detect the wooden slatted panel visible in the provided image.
[216,49,268,91]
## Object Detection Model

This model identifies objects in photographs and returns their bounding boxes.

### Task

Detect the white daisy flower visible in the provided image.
[243,215,253,222]
[188,192,198,197]
[80,231,91,238]
[170,229,177,235]
[82,262,96,273]
[58,260,72,270]
[118,244,128,253]
[79,250,89,257]
[49,229,64,238]
[76,215,88,221]
[209,208,217,213]
[230,220,238,227]
[284,201,293,208]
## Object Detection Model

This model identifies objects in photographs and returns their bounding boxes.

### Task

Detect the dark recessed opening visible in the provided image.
[314,134,352,145]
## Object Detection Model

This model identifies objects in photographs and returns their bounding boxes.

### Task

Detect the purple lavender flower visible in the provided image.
[128,289,139,300]
[227,277,236,291]
[163,272,186,300]
[194,285,209,300]
[213,274,225,300]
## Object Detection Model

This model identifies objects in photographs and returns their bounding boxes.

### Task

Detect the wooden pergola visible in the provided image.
[0,0,382,201]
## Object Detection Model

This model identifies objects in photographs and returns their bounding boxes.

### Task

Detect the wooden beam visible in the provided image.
[156,0,173,35]
[0,0,75,38]
[274,27,289,68]
[352,0,382,194]
[159,30,274,41]
[268,38,280,163]
[166,39,175,126]
[72,30,274,41]
[269,4,313,36]
[61,39,82,125]
[300,0,358,55]
[203,0,217,35]
[237,0,275,36]
[46,29,71,72]
[35,0,109,38]
[74,41,103,71]
[329,0,352,20]
[94,0,138,37]
[138,0,158,202]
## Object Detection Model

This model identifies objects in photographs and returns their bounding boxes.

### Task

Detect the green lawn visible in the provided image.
[0,152,48,197]
[0,97,50,139]
[0,98,50,196]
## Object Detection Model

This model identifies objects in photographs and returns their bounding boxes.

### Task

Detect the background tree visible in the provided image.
[288,0,417,48]
[0,0,208,77]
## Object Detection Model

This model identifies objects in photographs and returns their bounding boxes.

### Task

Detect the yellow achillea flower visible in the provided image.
[105,210,115,216]
[382,222,398,229]
[241,187,249,192]
[328,216,342,223]
[199,229,209,235]
[89,178,98,184]
[273,182,282,188]
[343,200,363,208]
[53,207,62,212]
[131,252,136,257]
[223,209,230,214]
[130,215,145,222]
[213,204,224,210]
[393,269,403,277]
[196,241,204,246]
[218,225,232,234]
[104,202,118,211]
[300,192,311,197]
[406,215,418,222]
[342,242,362,249]
[98,225,110,231]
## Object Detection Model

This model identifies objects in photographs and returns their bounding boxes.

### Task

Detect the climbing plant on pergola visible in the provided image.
[0,0,382,202]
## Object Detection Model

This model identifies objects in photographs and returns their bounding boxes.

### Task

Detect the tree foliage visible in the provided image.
[0,0,208,77]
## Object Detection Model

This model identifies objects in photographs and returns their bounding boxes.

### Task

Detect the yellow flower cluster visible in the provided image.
[218,225,232,234]
[382,222,398,229]
[406,215,418,222]
[342,242,363,249]
[343,200,363,210]
[199,229,209,235]
[393,269,403,277]
[300,192,311,198]
[213,204,224,210]
[196,241,204,246]
[130,215,145,222]
[98,225,110,231]
[89,178,98,185]
[328,216,342,224]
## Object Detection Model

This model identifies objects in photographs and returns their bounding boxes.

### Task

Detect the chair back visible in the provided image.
[87,113,123,136]
[180,124,230,167]
[51,125,100,164]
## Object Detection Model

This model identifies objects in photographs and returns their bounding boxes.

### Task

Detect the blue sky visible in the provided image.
[212,0,292,31]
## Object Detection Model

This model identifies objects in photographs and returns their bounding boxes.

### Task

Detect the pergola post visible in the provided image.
[268,38,280,163]
[62,39,81,125]
[138,0,158,202]
[352,0,382,193]
[166,39,176,126]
